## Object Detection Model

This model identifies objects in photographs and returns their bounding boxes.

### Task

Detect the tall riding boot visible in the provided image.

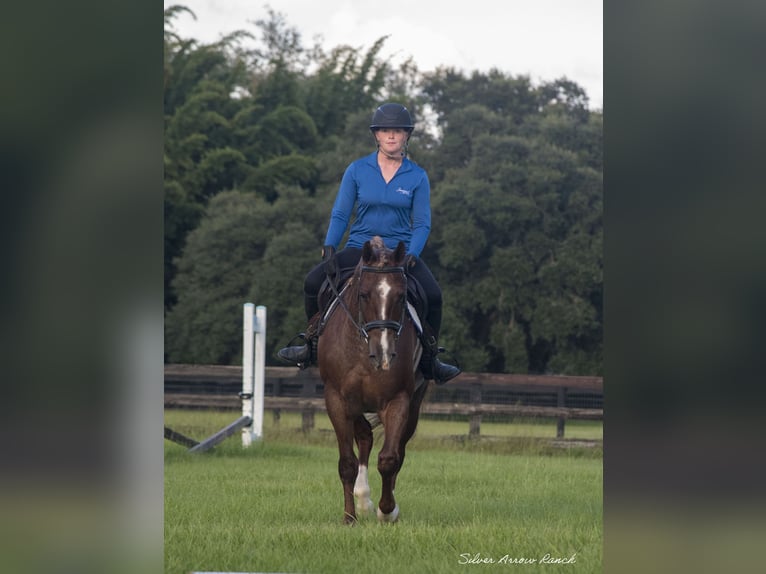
[277,295,320,369]
[419,324,461,385]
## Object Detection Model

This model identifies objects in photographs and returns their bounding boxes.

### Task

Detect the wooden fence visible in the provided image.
[164,364,603,439]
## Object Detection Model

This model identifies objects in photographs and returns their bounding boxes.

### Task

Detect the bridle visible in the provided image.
[324,264,406,343]
[355,265,407,342]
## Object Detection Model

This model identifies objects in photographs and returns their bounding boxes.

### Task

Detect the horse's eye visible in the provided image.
[360,291,370,300]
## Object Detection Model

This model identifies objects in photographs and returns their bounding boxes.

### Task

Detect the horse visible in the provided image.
[317,236,429,524]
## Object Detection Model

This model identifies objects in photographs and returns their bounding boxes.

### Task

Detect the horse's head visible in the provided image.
[357,237,408,370]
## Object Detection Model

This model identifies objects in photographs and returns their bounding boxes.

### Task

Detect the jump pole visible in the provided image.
[241,303,266,446]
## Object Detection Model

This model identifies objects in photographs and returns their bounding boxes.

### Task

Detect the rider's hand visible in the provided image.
[322,245,337,276]
[404,253,417,270]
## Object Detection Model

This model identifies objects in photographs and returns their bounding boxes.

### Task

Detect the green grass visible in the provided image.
[165,410,602,574]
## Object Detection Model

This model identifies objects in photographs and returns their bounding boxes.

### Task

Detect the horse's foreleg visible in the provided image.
[392,381,428,492]
[338,450,358,524]
[376,394,410,523]
[325,389,358,525]
[353,416,375,516]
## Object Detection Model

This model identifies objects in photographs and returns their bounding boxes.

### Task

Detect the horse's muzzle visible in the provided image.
[369,350,397,370]
[366,322,400,371]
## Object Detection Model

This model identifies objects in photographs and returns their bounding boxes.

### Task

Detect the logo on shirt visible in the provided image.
[395,187,412,197]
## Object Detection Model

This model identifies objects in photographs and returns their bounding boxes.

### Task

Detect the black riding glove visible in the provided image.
[322,245,337,276]
[404,253,418,270]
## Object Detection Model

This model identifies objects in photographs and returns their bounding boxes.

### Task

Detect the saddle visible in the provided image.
[316,266,429,336]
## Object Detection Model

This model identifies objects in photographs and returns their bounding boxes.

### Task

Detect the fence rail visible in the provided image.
[164,364,603,438]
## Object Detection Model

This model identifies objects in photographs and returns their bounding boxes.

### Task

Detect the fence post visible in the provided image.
[556,386,566,438]
[469,383,482,437]
[241,303,267,446]
[301,375,315,432]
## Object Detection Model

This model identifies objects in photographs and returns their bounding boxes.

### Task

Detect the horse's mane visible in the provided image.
[363,236,398,268]
[369,236,386,250]
[344,237,406,295]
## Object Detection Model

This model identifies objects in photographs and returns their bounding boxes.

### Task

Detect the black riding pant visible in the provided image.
[303,247,443,333]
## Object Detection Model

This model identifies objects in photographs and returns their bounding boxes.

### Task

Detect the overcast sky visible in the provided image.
[165,0,603,110]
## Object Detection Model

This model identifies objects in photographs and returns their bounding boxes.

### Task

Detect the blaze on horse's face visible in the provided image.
[359,238,407,370]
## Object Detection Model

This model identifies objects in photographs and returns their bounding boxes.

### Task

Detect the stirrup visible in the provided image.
[276,333,311,369]
[286,332,309,347]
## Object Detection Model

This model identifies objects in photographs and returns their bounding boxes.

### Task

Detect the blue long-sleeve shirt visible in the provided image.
[324,152,431,256]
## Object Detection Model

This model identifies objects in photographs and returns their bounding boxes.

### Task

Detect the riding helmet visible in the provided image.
[369,103,414,132]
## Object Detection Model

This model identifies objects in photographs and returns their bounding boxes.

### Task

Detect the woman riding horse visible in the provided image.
[277,102,460,384]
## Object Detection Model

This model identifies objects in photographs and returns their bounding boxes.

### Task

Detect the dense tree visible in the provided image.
[163,7,603,375]
[421,69,603,374]
[164,186,331,364]
[164,6,253,308]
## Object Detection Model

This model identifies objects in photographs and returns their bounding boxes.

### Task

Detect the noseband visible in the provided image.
[355,265,407,342]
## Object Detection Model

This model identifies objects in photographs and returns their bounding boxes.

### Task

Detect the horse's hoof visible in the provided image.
[377,504,400,523]
[343,513,358,526]
[355,496,375,516]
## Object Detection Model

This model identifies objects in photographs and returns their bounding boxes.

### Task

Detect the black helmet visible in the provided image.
[369,103,414,132]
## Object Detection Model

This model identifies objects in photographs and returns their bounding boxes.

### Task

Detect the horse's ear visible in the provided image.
[362,240,374,263]
[394,241,406,264]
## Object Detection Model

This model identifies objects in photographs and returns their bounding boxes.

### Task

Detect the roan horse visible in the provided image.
[317,236,428,524]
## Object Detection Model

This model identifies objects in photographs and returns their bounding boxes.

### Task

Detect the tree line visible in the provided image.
[163,5,603,375]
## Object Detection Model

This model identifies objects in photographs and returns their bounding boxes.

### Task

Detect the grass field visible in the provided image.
[165,410,602,574]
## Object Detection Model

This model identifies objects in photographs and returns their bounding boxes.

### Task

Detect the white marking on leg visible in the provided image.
[377,503,400,523]
[354,464,374,515]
